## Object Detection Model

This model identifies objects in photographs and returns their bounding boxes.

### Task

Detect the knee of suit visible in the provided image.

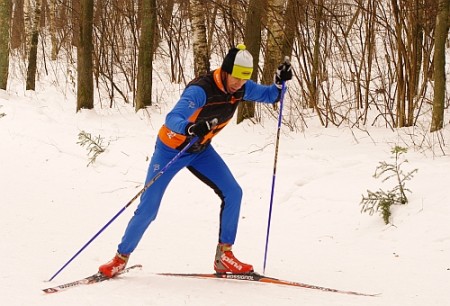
[224,183,243,203]
[133,202,159,224]
[134,190,164,224]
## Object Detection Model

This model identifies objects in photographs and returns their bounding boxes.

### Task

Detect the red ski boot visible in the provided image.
[214,243,254,274]
[98,253,129,278]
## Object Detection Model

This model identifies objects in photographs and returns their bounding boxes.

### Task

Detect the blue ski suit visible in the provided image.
[117,69,281,255]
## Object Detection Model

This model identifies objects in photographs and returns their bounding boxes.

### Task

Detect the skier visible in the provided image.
[99,44,292,277]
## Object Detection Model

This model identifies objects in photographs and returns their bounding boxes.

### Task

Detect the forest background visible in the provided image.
[0,0,449,138]
[1,1,450,305]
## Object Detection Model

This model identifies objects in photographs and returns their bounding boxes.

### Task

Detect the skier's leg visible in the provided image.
[118,140,194,254]
[187,145,242,244]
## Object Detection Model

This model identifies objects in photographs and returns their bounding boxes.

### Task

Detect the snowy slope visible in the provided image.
[1,85,450,306]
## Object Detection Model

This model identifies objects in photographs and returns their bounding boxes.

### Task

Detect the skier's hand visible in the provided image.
[274,57,292,89]
[186,118,218,137]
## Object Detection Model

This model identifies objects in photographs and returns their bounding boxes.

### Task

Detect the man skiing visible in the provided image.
[99,44,292,277]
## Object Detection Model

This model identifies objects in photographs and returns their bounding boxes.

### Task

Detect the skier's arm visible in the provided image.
[243,81,281,104]
[165,86,206,134]
[244,58,292,103]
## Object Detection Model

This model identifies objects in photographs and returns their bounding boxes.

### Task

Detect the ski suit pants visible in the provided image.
[117,138,242,255]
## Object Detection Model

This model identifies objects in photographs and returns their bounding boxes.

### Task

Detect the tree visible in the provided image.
[76,0,94,111]
[72,0,80,47]
[0,0,11,89]
[261,0,285,85]
[390,0,431,127]
[25,0,42,90]
[281,0,296,60]
[310,0,323,110]
[189,0,209,77]
[135,0,157,111]
[49,0,58,60]
[430,0,450,132]
[237,0,267,123]
[10,0,24,50]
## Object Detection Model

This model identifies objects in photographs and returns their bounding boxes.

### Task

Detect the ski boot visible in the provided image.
[98,252,129,278]
[214,243,253,274]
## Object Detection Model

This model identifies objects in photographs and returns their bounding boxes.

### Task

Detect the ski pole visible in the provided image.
[48,136,199,281]
[263,80,287,274]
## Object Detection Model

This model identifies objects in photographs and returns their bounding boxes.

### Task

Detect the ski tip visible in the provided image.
[130,264,143,269]
[41,264,143,294]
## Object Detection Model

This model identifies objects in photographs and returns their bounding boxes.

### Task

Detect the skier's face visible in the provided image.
[226,74,247,93]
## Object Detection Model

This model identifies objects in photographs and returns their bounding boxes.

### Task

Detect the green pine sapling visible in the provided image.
[360,146,418,224]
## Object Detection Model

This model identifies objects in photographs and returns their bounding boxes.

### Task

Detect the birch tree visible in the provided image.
[190,0,209,76]
[262,0,285,85]
[0,0,11,89]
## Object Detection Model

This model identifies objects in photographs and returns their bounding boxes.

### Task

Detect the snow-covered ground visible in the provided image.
[1,80,450,305]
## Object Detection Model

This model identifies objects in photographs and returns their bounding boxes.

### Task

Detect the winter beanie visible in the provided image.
[221,44,253,80]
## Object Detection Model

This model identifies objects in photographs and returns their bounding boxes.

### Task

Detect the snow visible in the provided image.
[1,79,450,306]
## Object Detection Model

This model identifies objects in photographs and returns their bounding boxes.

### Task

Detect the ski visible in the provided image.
[158,271,378,297]
[42,264,142,294]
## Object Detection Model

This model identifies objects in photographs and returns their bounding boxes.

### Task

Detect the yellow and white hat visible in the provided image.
[221,44,253,80]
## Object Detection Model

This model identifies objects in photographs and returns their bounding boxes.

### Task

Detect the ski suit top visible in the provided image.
[158,68,281,152]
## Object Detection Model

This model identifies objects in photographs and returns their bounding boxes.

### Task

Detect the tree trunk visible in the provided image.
[72,0,80,47]
[309,0,323,109]
[25,0,41,90]
[407,0,424,125]
[391,0,406,127]
[135,0,156,111]
[237,0,266,124]
[430,0,450,132]
[10,0,24,50]
[189,0,209,77]
[76,0,94,111]
[0,0,11,89]
[49,0,57,60]
[262,0,284,85]
[281,0,296,60]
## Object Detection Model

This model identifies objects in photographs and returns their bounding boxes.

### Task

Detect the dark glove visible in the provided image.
[274,57,292,89]
[186,118,218,137]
